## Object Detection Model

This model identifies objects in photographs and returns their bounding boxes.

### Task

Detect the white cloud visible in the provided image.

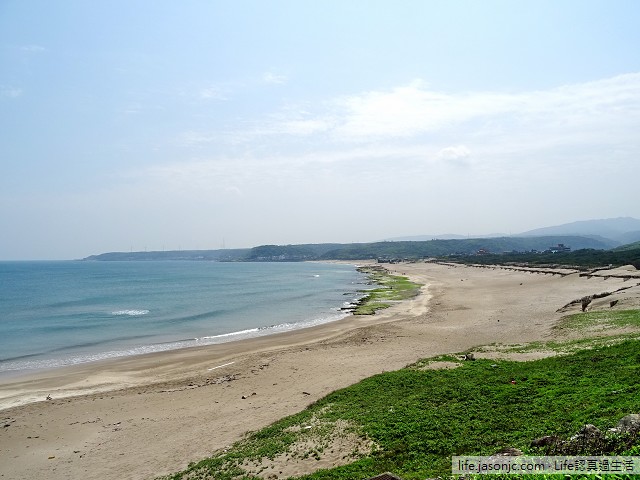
[120,103,142,115]
[267,117,333,136]
[199,86,228,100]
[331,73,640,140]
[224,185,243,197]
[185,73,633,146]
[0,86,23,98]
[436,145,471,161]
[168,72,639,187]
[20,45,45,53]
[230,105,337,137]
[185,73,632,176]
[177,130,211,146]
[263,71,287,85]
[99,66,640,253]
[330,80,511,138]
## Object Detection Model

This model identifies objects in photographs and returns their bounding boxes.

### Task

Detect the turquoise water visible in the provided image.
[0,261,365,374]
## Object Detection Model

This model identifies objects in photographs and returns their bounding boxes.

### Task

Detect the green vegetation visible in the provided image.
[84,237,640,268]
[352,266,422,315]
[316,237,616,262]
[476,332,640,358]
[162,314,640,480]
[83,248,251,261]
[614,241,640,252]
[237,237,626,263]
[555,309,640,331]
[471,311,640,357]
[244,244,343,261]
[458,248,640,270]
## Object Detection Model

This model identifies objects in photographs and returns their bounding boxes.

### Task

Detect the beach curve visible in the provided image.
[1,262,639,480]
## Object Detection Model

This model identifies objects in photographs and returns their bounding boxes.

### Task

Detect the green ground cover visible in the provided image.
[162,311,640,480]
[352,266,422,315]
[555,309,640,331]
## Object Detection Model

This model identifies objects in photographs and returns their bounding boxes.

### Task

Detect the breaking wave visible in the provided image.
[111,309,150,316]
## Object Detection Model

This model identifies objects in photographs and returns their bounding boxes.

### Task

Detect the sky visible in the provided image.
[1,1,639,260]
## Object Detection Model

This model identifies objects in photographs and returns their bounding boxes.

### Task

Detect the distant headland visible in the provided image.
[83,217,640,266]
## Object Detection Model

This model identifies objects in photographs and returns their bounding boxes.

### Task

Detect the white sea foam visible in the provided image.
[0,311,354,374]
[0,262,368,376]
[198,328,260,340]
[111,309,150,316]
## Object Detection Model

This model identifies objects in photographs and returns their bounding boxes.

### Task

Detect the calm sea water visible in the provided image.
[0,261,365,375]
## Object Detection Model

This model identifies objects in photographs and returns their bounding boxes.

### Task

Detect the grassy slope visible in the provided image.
[163,310,640,480]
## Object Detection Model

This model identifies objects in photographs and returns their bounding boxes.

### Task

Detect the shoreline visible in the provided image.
[0,299,401,411]
[0,261,410,411]
[1,262,639,480]
[0,310,354,382]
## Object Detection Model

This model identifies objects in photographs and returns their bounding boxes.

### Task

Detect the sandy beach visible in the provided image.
[1,262,640,480]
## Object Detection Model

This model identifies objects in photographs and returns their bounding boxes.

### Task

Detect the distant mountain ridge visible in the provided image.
[383,234,467,241]
[517,217,640,245]
[387,217,640,246]
[83,248,250,262]
[84,235,616,262]
[83,217,640,262]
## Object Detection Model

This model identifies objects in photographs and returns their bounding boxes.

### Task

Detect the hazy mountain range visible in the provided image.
[517,217,640,245]
[386,217,640,246]
[84,217,640,262]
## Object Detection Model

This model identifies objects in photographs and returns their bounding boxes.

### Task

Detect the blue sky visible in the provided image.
[1,0,639,259]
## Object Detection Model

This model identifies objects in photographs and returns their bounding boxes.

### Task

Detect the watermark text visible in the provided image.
[452,456,640,475]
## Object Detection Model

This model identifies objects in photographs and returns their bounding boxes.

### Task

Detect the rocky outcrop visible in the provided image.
[531,415,640,455]
[530,435,560,447]
[492,447,523,456]
[614,414,640,433]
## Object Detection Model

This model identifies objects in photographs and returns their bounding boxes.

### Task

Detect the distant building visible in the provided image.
[377,257,403,264]
[548,243,571,253]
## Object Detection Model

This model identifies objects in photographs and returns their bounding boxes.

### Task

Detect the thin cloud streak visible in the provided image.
[177,72,639,149]
[170,72,639,162]
[263,71,287,85]
[331,73,640,139]
[199,86,228,100]
[1,85,23,98]
[19,45,46,53]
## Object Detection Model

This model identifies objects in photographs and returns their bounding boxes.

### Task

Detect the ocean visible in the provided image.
[0,261,365,375]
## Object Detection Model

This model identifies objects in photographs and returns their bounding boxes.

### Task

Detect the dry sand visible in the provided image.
[1,262,640,480]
